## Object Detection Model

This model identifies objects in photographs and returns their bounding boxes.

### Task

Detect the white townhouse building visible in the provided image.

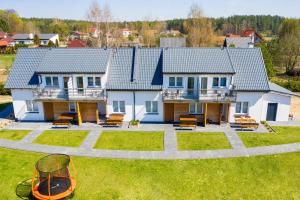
[12,33,59,46]
[5,47,293,126]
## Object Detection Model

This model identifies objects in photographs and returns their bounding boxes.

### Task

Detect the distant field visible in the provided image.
[0,54,15,69]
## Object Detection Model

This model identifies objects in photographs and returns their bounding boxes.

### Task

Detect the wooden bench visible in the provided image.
[104,114,124,127]
[235,117,259,130]
[52,119,71,128]
[179,115,197,128]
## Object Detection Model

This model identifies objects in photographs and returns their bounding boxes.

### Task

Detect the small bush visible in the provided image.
[0,84,11,95]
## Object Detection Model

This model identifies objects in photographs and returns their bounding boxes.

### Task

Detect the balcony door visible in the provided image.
[187,77,195,96]
[76,76,84,94]
[63,77,70,96]
[201,77,208,94]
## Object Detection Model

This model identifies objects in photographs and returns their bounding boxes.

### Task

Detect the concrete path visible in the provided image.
[164,130,177,153]
[21,130,44,143]
[224,131,245,149]
[79,130,102,150]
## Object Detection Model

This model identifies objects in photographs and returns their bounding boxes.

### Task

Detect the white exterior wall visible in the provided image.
[261,92,291,121]
[106,91,134,122]
[229,91,291,122]
[229,92,264,123]
[11,89,45,121]
[106,91,163,122]
[135,91,163,122]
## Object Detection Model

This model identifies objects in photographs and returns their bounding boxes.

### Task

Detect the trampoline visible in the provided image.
[31,154,76,200]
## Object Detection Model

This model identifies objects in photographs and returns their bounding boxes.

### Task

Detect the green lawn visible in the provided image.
[33,130,89,147]
[177,132,231,150]
[0,130,31,140]
[1,148,300,199]
[238,126,300,147]
[0,54,15,69]
[94,131,164,151]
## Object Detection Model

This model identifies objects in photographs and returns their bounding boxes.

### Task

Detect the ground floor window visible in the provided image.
[189,103,204,114]
[235,102,249,114]
[113,101,125,113]
[69,102,76,113]
[146,101,158,113]
[26,100,39,112]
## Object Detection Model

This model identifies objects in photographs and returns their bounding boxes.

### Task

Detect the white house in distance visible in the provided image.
[121,28,132,38]
[5,47,293,125]
[12,33,59,46]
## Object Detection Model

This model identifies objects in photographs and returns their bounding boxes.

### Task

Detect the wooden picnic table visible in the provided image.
[104,114,124,126]
[58,113,76,120]
[52,119,71,127]
[179,115,197,128]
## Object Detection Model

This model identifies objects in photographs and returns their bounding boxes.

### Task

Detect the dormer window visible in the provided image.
[45,76,59,87]
[169,77,183,87]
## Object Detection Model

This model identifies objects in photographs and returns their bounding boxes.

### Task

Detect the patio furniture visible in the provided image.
[179,115,197,128]
[235,117,259,130]
[58,113,76,121]
[104,114,124,127]
[52,119,71,128]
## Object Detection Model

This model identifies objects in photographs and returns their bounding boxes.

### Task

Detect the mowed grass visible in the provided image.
[1,148,300,199]
[0,130,31,140]
[94,131,164,151]
[0,54,15,69]
[177,132,231,150]
[33,130,89,147]
[238,126,300,147]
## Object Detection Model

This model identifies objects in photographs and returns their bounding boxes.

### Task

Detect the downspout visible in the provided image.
[133,91,136,120]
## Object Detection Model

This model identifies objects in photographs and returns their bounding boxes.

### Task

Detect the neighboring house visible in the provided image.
[5,47,293,124]
[0,32,8,39]
[241,29,264,43]
[70,31,89,41]
[12,33,59,46]
[89,27,100,38]
[67,40,87,48]
[224,37,254,48]
[160,37,186,47]
[160,30,182,37]
[121,29,132,38]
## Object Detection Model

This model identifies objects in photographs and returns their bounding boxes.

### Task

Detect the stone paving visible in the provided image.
[0,122,299,159]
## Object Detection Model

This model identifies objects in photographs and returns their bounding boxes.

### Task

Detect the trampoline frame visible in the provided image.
[31,154,77,200]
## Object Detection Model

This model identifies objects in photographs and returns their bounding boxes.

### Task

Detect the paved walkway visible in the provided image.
[0,128,300,159]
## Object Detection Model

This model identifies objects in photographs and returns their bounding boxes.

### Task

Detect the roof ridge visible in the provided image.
[225,48,236,74]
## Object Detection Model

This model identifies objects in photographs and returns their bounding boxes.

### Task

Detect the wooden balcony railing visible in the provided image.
[33,88,106,101]
[163,88,237,102]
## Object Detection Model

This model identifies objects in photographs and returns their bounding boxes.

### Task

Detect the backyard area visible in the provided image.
[94,131,164,151]
[177,132,231,150]
[1,148,300,199]
[33,130,89,147]
[0,130,31,140]
[238,126,300,147]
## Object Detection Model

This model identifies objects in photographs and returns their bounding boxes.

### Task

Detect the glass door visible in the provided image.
[201,77,208,95]
[76,77,84,94]
[187,77,195,96]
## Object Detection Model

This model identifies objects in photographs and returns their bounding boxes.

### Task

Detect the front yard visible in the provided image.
[94,131,164,151]
[1,148,300,199]
[177,132,231,150]
[0,130,31,140]
[33,130,89,147]
[238,126,300,147]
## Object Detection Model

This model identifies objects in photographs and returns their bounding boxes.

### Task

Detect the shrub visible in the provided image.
[0,84,11,95]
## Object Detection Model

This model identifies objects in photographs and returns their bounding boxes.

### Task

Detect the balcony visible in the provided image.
[163,88,237,102]
[33,88,106,101]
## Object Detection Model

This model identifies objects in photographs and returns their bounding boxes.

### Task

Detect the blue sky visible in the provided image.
[1,0,300,21]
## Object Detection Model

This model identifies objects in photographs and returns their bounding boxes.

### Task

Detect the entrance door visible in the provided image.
[201,77,208,94]
[187,77,195,96]
[266,103,278,121]
[76,77,84,93]
[63,77,69,96]
[164,103,174,123]
[43,102,54,121]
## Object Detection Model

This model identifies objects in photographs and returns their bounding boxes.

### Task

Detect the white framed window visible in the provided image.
[113,101,125,113]
[146,101,158,113]
[235,102,249,114]
[212,77,227,87]
[26,100,39,112]
[169,77,183,87]
[87,76,101,87]
[69,102,76,113]
[189,103,204,114]
[45,76,59,87]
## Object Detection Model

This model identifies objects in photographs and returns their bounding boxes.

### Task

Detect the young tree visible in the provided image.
[87,1,102,47]
[47,40,55,47]
[33,34,40,46]
[256,42,275,77]
[55,39,59,47]
[270,19,300,74]
[184,4,215,47]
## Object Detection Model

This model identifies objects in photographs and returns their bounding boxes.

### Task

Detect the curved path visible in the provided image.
[0,130,300,159]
